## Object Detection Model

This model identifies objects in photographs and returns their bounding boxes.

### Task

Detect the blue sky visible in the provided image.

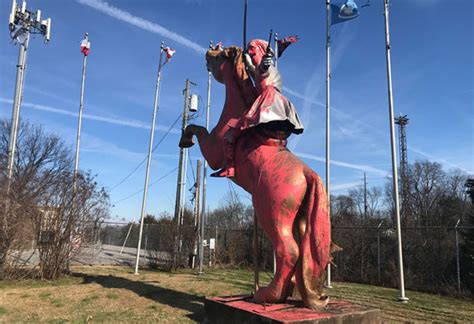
[1,0,472,222]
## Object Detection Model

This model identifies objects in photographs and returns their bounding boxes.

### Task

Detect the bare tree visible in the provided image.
[0,119,110,279]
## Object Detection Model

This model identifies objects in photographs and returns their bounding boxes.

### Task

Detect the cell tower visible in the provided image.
[394,114,410,223]
[6,0,51,196]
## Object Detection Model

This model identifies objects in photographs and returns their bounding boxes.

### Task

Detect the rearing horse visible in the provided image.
[179,46,331,309]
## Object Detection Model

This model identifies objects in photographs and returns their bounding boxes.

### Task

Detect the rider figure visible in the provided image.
[211,39,304,178]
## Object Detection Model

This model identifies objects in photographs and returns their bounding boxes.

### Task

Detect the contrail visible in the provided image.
[294,151,389,176]
[76,0,207,54]
[408,146,473,174]
[0,97,180,134]
[332,181,363,191]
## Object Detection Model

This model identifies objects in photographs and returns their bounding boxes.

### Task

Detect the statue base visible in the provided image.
[204,295,381,324]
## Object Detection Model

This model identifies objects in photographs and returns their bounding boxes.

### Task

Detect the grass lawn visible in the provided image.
[0,265,472,323]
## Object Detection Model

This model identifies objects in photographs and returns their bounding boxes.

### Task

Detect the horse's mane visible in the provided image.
[222,46,257,108]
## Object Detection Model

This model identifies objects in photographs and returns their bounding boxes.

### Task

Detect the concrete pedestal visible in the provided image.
[204,295,381,324]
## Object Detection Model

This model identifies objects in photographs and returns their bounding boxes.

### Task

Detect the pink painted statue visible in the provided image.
[179,41,331,309]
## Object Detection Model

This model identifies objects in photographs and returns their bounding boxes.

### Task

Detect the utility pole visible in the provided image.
[5,0,51,204]
[134,42,165,275]
[364,173,368,219]
[395,114,409,223]
[173,79,194,269]
[383,0,408,302]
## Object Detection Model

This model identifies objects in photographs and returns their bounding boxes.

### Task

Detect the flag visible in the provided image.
[163,46,176,65]
[331,0,360,25]
[80,36,90,56]
[212,42,223,51]
[277,35,299,58]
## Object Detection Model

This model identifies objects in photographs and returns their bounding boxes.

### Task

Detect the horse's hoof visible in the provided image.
[253,286,284,304]
[179,135,195,148]
[306,295,329,310]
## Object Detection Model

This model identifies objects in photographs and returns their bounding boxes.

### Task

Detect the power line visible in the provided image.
[112,166,178,205]
[109,114,182,192]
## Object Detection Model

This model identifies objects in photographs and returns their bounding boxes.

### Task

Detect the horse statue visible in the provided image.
[179,45,331,309]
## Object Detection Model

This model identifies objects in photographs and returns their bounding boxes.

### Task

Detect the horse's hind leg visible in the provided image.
[252,176,306,304]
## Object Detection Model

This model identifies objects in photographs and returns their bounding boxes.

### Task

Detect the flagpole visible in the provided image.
[73,33,89,197]
[199,40,213,275]
[274,32,278,69]
[383,0,408,302]
[135,41,165,275]
[325,0,333,289]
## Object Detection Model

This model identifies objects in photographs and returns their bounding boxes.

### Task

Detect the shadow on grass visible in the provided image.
[72,272,204,322]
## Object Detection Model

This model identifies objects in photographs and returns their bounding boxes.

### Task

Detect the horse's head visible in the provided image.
[206,46,257,107]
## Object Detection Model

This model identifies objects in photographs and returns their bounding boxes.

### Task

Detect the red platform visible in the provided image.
[204,295,381,324]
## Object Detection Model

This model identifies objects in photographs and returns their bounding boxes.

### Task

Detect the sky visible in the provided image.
[1,0,472,222]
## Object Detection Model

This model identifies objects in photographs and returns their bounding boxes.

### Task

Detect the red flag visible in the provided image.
[277,35,298,58]
[80,36,90,56]
[213,42,223,51]
[163,46,175,65]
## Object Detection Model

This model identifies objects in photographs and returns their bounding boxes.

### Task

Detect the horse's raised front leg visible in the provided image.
[178,124,224,170]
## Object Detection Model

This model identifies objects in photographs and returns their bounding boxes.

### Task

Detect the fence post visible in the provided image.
[120,223,133,254]
[214,225,218,267]
[455,219,461,293]
[143,223,149,263]
[377,221,383,284]
[92,223,96,264]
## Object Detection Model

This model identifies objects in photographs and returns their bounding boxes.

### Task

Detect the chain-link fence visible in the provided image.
[75,221,471,295]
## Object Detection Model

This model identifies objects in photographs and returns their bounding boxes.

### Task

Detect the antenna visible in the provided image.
[43,18,51,42]
[9,0,17,30]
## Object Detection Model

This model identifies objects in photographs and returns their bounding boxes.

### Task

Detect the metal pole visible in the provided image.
[364,173,368,218]
[134,42,164,275]
[383,0,408,302]
[144,223,149,262]
[200,40,213,273]
[455,219,461,293]
[120,223,133,254]
[173,79,192,269]
[193,161,203,274]
[377,221,383,283]
[325,0,333,289]
[274,32,278,69]
[6,33,29,196]
[214,224,218,267]
[253,212,259,292]
[73,33,88,195]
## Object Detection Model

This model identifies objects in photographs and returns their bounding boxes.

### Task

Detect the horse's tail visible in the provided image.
[297,171,331,309]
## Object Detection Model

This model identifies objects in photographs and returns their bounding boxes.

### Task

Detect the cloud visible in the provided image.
[0,97,180,134]
[76,0,207,55]
[294,151,389,176]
